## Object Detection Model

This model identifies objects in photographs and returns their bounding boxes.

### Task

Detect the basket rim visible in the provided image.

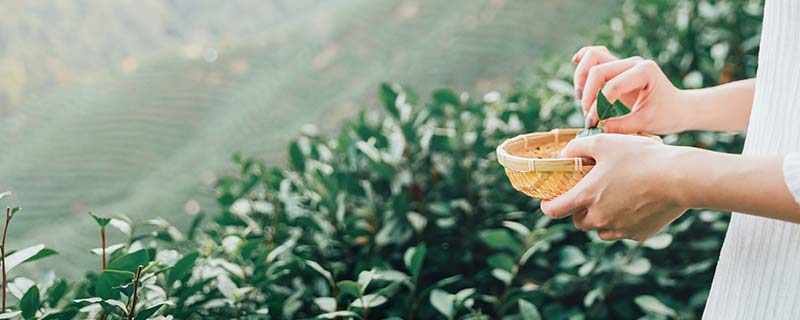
[496,128,594,173]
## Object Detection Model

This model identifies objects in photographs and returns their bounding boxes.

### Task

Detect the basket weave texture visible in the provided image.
[496,129,592,200]
[497,128,661,200]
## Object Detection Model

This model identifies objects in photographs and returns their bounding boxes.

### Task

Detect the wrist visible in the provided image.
[660,145,705,208]
[674,89,702,132]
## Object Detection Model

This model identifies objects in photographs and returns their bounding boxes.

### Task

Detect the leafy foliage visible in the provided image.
[0,0,760,319]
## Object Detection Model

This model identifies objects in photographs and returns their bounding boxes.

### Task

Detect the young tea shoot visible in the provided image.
[576,89,630,137]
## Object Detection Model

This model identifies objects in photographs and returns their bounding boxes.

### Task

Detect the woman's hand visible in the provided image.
[540,134,690,241]
[572,46,691,134]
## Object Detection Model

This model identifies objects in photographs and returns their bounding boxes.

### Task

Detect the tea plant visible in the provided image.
[0,0,759,318]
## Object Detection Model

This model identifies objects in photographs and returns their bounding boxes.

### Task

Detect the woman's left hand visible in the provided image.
[540,134,690,241]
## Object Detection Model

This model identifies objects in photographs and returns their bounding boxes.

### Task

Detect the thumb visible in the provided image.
[601,112,648,134]
[558,135,600,158]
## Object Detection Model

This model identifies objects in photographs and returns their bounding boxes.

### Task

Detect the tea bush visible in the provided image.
[0,0,761,319]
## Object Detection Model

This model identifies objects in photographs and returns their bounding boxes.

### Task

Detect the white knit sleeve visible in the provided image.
[784,153,800,205]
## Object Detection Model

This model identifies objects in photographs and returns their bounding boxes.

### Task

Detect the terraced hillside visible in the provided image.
[0,0,615,277]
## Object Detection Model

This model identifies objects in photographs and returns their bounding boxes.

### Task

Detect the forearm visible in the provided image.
[670,146,800,222]
[679,78,755,132]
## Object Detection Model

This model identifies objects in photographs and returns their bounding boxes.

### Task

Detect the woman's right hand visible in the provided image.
[572,46,690,134]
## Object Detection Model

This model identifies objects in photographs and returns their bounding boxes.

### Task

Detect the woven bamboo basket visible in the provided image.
[496,128,659,200]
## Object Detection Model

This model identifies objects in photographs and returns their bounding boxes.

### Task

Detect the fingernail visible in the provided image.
[575,87,583,100]
[572,52,580,62]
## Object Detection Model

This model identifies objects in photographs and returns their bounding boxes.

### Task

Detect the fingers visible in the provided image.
[580,56,643,113]
[601,59,658,104]
[572,45,608,64]
[573,47,616,101]
[601,112,649,134]
[572,210,591,231]
[558,134,605,159]
[597,229,624,241]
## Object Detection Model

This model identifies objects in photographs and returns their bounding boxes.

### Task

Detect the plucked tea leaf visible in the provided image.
[596,89,630,121]
[576,127,602,138]
[578,90,632,138]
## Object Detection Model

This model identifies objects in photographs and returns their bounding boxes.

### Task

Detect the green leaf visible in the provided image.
[306,259,335,286]
[0,192,11,201]
[430,289,454,319]
[596,89,629,121]
[314,297,337,313]
[558,246,587,268]
[634,295,677,317]
[479,229,522,253]
[336,280,361,299]
[95,270,135,299]
[9,207,20,219]
[88,212,111,228]
[576,127,602,138]
[487,253,515,272]
[167,252,199,286]
[379,83,400,118]
[518,299,542,320]
[432,89,461,107]
[0,311,21,319]
[98,299,129,315]
[621,257,652,275]
[315,310,361,319]
[134,301,173,320]
[19,285,40,319]
[350,293,388,309]
[403,243,426,282]
[4,244,51,272]
[643,233,674,250]
[289,141,305,171]
[46,280,69,307]
[107,249,149,273]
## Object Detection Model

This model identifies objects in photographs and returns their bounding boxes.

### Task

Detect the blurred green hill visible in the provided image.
[0,0,615,277]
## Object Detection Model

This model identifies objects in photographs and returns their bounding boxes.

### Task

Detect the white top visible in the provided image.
[703,0,800,318]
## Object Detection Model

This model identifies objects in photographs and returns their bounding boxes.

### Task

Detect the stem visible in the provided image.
[128,265,143,320]
[0,208,9,312]
[101,227,107,270]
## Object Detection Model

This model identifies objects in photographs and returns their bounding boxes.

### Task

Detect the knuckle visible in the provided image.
[603,81,619,94]
[572,219,586,231]
[640,59,659,71]
[595,217,610,229]
[630,55,643,61]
